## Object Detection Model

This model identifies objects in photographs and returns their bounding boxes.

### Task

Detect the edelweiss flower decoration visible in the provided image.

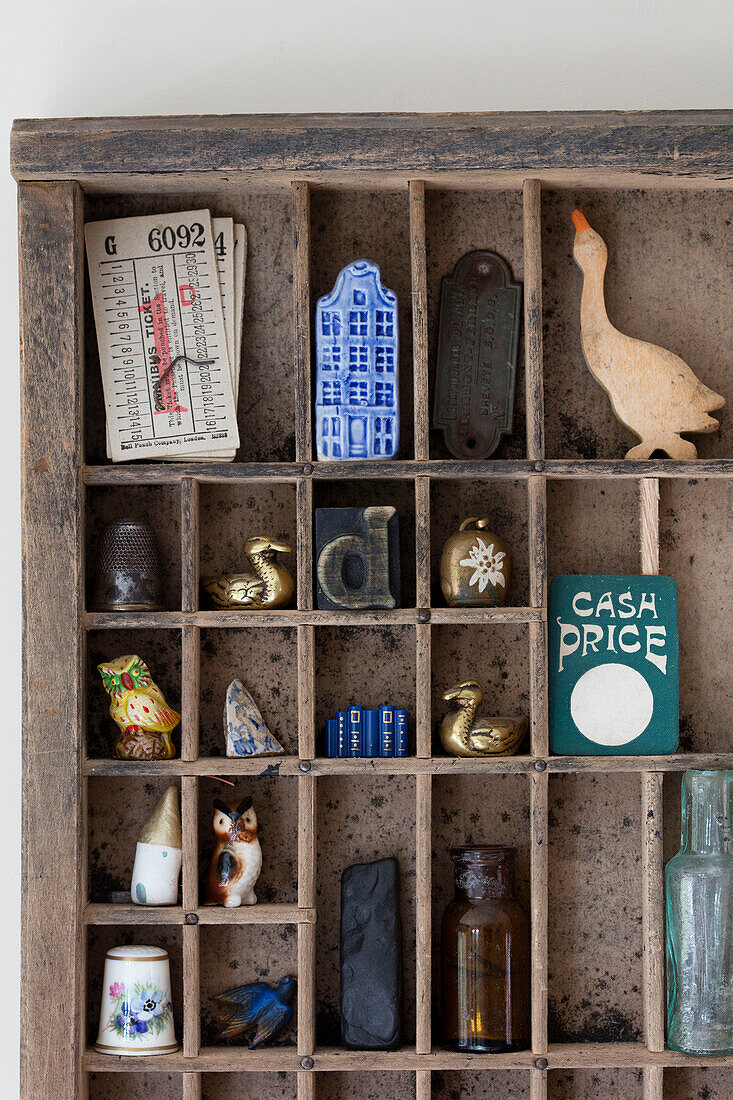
[439,516,511,607]
[460,536,506,592]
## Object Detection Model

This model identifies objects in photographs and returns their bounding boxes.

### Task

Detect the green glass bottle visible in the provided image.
[666,769,733,1054]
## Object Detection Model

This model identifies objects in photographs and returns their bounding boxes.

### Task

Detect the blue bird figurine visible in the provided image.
[214,975,296,1047]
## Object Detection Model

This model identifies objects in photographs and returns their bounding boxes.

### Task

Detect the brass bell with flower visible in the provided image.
[440,517,510,607]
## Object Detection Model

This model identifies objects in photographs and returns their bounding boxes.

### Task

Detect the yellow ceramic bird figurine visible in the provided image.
[572,209,725,459]
[439,680,527,758]
[202,536,294,610]
[98,655,180,760]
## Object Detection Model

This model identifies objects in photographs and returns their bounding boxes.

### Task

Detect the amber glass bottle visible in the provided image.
[441,845,530,1052]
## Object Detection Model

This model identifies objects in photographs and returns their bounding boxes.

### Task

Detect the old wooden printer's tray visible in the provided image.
[12,112,733,1100]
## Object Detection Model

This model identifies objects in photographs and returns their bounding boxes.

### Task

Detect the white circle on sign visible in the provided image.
[570,663,654,746]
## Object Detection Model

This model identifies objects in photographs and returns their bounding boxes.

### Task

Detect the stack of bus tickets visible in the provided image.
[85,210,246,462]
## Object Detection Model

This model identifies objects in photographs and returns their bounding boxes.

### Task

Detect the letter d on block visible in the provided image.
[316,506,400,610]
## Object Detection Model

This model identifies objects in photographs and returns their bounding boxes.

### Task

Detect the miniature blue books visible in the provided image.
[315,259,399,460]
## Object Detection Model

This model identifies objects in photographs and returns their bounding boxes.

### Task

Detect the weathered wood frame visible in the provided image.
[14,112,733,1100]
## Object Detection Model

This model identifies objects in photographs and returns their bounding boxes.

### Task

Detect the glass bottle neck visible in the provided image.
[680,771,733,856]
[452,850,515,900]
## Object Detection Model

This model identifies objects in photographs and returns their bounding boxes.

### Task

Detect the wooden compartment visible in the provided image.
[425,188,526,460]
[315,775,417,1045]
[659,478,733,753]
[200,924,299,1046]
[312,478,417,608]
[88,775,183,903]
[548,1069,643,1098]
[86,627,182,758]
[664,1067,733,1098]
[431,624,531,757]
[198,775,299,905]
[199,627,298,756]
[85,484,182,610]
[82,187,296,465]
[15,114,733,1100]
[317,1072,416,1099]
[431,774,531,1034]
[86,925,183,1047]
[199,481,298,612]
[429,478,530,607]
[432,1070,530,1098]
[202,1073,298,1099]
[310,189,414,458]
[548,774,643,1044]
[542,188,732,462]
[315,625,416,755]
[89,1072,182,1099]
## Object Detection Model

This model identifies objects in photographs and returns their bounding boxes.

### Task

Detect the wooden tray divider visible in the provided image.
[416,1066,431,1099]
[181,774,200,1058]
[524,175,550,1066]
[530,1064,548,1099]
[639,479,666,1080]
[409,179,429,461]
[181,625,200,761]
[298,1069,316,1100]
[416,771,432,1054]
[293,180,312,465]
[183,1071,201,1099]
[643,1065,664,1100]
[181,476,199,612]
[523,178,544,463]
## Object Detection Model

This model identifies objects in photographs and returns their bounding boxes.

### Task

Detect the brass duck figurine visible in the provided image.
[439,680,527,757]
[202,536,294,610]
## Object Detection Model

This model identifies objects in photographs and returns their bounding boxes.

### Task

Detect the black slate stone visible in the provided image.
[340,856,402,1050]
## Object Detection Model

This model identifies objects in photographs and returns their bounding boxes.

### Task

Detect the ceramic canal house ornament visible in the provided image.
[225,679,284,758]
[98,655,180,760]
[131,785,182,905]
[440,516,510,606]
[315,505,400,610]
[205,796,263,907]
[549,575,679,755]
[572,210,724,459]
[433,251,522,459]
[315,259,399,460]
[439,680,527,757]
[202,535,294,609]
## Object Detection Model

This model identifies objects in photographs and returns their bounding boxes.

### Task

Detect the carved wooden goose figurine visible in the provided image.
[439,680,527,758]
[572,209,725,460]
[202,536,294,610]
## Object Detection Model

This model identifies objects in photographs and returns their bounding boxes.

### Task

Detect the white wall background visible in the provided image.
[1,0,731,1090]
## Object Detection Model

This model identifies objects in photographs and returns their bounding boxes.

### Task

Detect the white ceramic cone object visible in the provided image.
[95,945,177,1055]
[131,786,182,906]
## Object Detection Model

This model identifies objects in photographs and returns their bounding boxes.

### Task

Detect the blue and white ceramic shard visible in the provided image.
[315,259,399,460]
[225,679,284,758]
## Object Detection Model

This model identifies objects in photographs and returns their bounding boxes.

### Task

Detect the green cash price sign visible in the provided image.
[549,575,679,756]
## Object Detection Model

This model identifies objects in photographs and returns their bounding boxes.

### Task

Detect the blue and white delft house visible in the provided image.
[315,259,399,460]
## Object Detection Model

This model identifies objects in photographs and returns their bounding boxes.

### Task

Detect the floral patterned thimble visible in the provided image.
[95,945,177,1056]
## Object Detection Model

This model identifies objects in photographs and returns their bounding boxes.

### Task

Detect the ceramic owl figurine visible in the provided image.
[205,797,263,907]
[98,655,180,760]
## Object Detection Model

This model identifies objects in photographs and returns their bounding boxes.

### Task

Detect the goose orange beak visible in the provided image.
[572,209,591,233]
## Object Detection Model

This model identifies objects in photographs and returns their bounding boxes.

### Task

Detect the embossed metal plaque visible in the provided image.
[433,251,522,459]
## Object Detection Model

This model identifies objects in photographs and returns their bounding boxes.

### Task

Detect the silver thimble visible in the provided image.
[92,519,163,611]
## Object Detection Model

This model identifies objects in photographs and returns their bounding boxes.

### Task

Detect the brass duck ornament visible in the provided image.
[439,680,527,757]
[572,209,725,460]
[202,536,294,610]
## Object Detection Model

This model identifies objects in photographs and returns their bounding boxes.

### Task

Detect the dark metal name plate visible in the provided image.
[433,251,522,459]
